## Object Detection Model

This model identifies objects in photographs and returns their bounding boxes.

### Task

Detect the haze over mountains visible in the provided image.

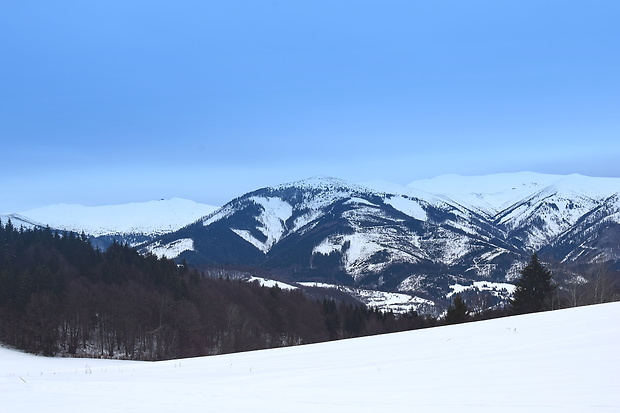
[2,198,218,249]
[4,172,619,314]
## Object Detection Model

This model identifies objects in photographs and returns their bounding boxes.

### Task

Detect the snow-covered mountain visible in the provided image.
[142,173,620,312]
[4,198,218,248]
[6,173,618,313]
[0,213,48,231]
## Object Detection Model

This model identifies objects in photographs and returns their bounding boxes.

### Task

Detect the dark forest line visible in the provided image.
[0,221,434,360]
[1,220,617,360]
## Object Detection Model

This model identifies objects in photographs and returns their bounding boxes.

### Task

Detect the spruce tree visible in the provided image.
[511,253,555,314]
[445,294,469,324]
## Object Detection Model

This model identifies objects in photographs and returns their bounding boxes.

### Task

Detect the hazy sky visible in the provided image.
[2,1,619,212]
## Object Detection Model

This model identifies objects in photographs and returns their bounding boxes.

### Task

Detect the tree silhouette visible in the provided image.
[511,253,555,314]
[445,294,469,324]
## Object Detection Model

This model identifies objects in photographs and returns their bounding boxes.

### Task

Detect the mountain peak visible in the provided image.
[405,172,610,215]
[273,176,370,193]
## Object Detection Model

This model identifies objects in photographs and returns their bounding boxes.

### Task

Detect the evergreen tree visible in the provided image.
[0,222,435,359]
[511,253,555,314]
[445,294,469,324]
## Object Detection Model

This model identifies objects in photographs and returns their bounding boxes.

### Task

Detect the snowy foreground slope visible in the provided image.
[2,303,619,412]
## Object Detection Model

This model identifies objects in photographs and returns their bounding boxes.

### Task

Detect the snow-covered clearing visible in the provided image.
[299,281,434,314]
[384,195,427,221]
[448,281,516,298]
[145,238,194,259]
[2,302,618,412]
[248,276,298,290]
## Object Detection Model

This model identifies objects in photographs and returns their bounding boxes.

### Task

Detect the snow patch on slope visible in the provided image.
[231,197,293,253]
[0,213,46,230]
[230,229,269,253]
[422,228,473,265]
[313,230,420,280]
[499,187,602,250]
[385,196,427,221]
[447,281,516,299]
[397,274,427,292]
[146,238,194,259]
[312,233,387,278]
[299,282,435,314]
[251,196,293,242]
[408,172,564,215]
[291,210,323,233]
[248,276,298,290]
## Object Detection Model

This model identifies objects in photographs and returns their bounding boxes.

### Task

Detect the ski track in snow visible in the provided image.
[1,302,618,412]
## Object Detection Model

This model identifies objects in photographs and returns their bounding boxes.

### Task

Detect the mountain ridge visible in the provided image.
[4,172,619,313]
[1,198,218,248]
[139,173,619,313]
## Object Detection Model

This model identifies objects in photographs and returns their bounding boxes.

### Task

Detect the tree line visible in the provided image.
[2,220,616,359]
[444,253,619,325]
[0,221,433,360]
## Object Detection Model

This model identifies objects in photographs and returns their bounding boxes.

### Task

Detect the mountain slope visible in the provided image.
[146,178,504,287]
[17,198,218,247]
[9,173,618,313]
[0,213,47,230]
[2,302,619,412]
[143,173,620,312]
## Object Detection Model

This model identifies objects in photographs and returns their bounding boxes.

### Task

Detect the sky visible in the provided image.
[1,1,619,212]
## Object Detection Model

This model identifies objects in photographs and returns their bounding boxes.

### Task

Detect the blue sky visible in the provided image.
[2,1,619,212]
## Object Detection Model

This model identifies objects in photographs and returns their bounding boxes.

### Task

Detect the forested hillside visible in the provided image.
[0,220,431,360]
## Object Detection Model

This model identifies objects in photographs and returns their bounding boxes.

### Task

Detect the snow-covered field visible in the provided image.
[2,302,618,412]
[300,281,435,314]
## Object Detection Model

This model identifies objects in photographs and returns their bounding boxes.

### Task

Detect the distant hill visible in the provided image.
[5,173,619,313]
[141,173,620,312]
[2,198,218,248]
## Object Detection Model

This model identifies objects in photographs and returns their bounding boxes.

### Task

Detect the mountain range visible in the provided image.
[3,172,619,314]
[1,198,218,249]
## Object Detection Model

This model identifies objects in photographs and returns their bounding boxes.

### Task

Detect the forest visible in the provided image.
[0,221,434,360]
[1,220,617,360]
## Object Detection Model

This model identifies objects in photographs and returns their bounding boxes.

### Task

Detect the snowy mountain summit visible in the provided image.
[143,173,620,312]
[7,173,618,313]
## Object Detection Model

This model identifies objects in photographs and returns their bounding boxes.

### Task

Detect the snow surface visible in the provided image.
[312,231,417,281]
[384,195,427,221]
[2,302,618,412]
[447,281,516,298]
[0,213,45,230]
[299,282,434,314]
[407,172,564,214]
[230,196,293,254]
[248,276,298,290]
[145,238,195,259]
[18,198,218,236]
[407,172,620,216]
